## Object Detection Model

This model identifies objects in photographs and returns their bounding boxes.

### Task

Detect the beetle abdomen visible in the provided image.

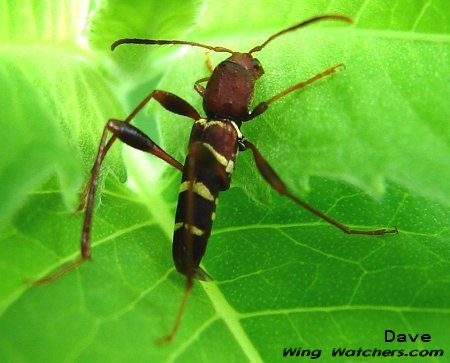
[172,119,241,280]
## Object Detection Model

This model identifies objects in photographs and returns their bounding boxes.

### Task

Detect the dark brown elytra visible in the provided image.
[34,14,397,343]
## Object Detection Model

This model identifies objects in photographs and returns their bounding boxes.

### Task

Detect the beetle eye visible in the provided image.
[251,58,262,70]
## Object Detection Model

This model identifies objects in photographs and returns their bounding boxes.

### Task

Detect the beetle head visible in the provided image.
[226,52,264,79]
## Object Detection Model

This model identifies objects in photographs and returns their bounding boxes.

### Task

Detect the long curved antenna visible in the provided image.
[249,14,353,53]
[111,38,234,54]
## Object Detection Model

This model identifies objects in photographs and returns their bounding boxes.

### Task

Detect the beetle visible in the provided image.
[36,14,397,342]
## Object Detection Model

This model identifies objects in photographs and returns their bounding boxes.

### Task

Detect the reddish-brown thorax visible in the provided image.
[203,52,264,121]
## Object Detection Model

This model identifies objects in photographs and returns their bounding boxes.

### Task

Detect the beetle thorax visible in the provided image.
[203,52,264,120]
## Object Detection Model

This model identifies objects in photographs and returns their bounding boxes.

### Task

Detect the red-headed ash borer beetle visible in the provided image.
[35,14,397,342]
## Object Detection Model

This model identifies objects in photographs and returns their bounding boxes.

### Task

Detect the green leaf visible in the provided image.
[88,0,203,79]
[1,1,449,363]
[157,0,450,206]
[0,0,125,228]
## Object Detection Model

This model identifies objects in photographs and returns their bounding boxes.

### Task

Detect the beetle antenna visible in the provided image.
[111,38,234,54]
[249,14,353,53]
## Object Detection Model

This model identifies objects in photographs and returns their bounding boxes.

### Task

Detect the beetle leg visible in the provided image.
[243,139,398,235]
[34,124,111,284]
[194,76,210,97]
[246,63,344,120]
[157,277,193,345]
[35,91,199,285]
[159,140,230,343]
[194,52,214,97]
[76,90,200,214]
[204,51,214,73]
[159,153,198,344]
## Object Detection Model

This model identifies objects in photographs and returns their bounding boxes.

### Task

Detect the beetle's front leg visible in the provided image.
[194,77,210,97]
[246,63,345,120]
[194,52,215,97]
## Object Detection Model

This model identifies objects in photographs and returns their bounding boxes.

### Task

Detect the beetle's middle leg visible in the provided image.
[246,63,344,119]
[76,90,200,213]
[243,139,398,235]
[35,91,200,285]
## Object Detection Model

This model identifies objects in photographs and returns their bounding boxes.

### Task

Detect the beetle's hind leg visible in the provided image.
[75,90,200,214]
[34,90,200,285]
[34,120,184,285]
[243,139,398,235]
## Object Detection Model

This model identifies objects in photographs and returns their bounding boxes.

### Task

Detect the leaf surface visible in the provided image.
[0,1,449,363]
